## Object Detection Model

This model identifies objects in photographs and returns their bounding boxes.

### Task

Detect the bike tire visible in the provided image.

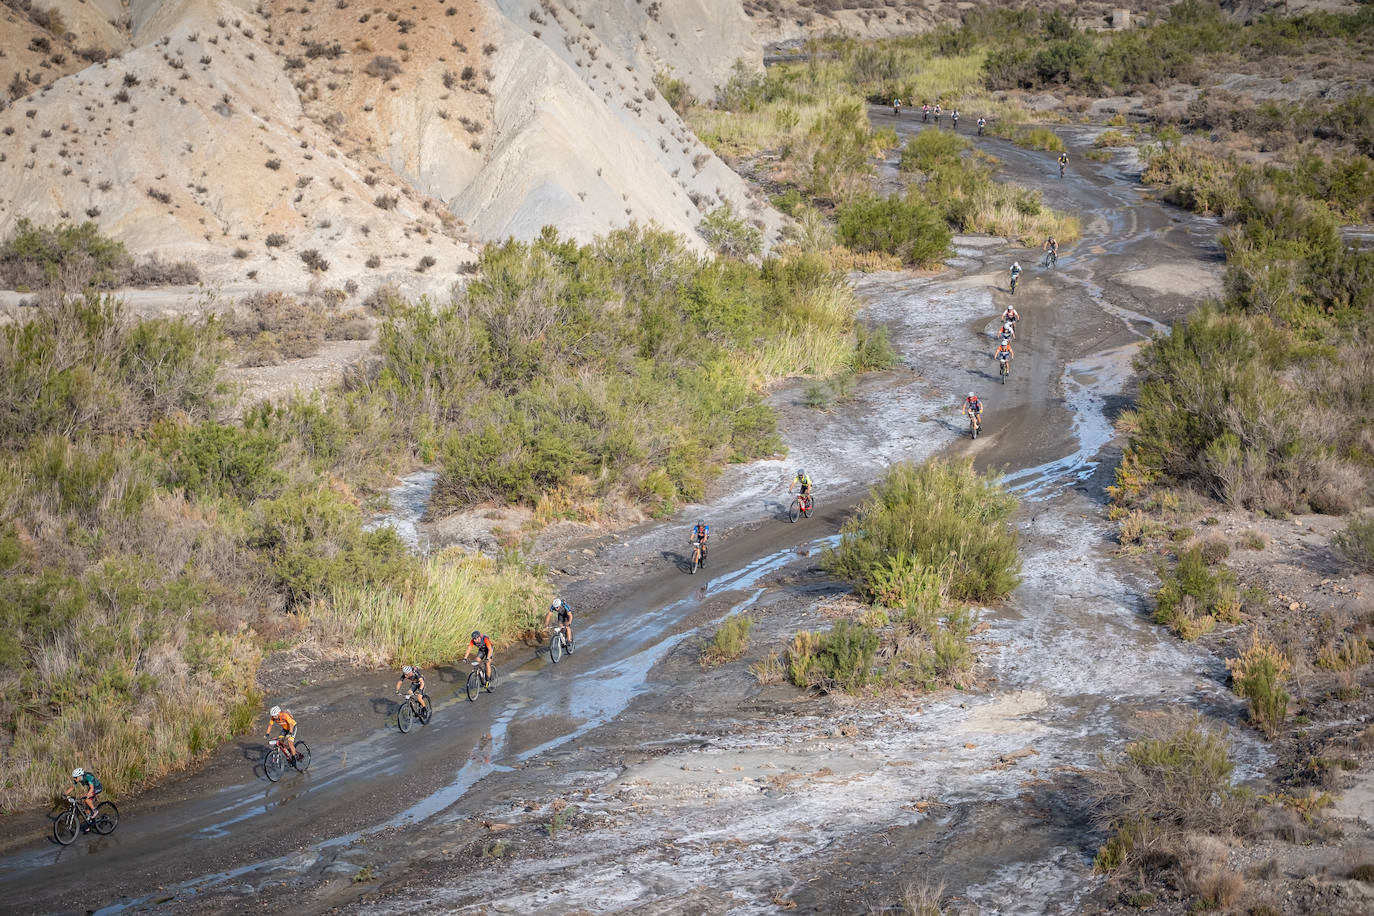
[802,497,813,518]
[550,631,562,664]
[566,635,575,656]
[484,666,496,693]
[1000,362,1009,384]
[53,809,79,846]
[466,670,481,701]
[264,748,284,782]
[293,742,312,772]
[788,499,800,523]
[691,551,699,574]
[418,696,432,724]
[398,701,415,733]
[93,801,118,835]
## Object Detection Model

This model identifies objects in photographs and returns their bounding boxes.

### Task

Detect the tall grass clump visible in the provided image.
[1225,636,1291,737]
[826,458,1021,604]
[1334,513,1374,573]
[700,614,754,668]
[1153,546,1241,640]
[315,551,546,665]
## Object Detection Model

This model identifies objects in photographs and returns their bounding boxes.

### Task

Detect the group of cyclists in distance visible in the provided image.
[890,97,986,135]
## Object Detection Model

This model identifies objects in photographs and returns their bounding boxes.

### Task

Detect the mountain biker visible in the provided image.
[1043,235,1059,260]
[995,339,1015,366]
[395,665,428,712]
[265,705,299,760]
[951,109,959,130]
[789,468,812,502]
[1002,304,1019,327]
[463,631,494,683]
[963,392,983,432]
[977,116,986,135]
[921,102,930,122]
[690,519,710,568]
[1057,151,1068,176]
[544,597,573,649]
[66,768,101,822]
[999,322,1015,343]
[892,96,901,115]
[1010,261,1022,289]
[934,102,942,124]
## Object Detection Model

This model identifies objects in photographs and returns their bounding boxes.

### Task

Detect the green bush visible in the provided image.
[826,458,1021,605]
[0,219,132,289]
[787,619,879,691]
[853,324,897,371]
[701,614,753,667]
[698,204,764,261]
[1153,546,1240,639]
[835,193,951,268]
[1334,513,1374,573]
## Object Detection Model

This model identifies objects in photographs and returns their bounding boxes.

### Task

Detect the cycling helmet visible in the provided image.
[72,768,84,779]
[550,599,561,610]
[797,468,805,477]
[1012,261,1021,269]
[402,665,413,675]
[471,630,481,641]
[969,392,975,398]
[270,705,281,717]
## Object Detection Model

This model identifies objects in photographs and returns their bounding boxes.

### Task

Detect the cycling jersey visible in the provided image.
[965,398,982,413]
[691,525,709,541]
[996,345,1013,358]
[470,634,493,657]
[553,600,573,624]
[402,671,423,690]
[76,772,102,794]
[270,710,297,734]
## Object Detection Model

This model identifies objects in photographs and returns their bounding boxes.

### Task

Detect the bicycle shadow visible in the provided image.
[432,664,463,685]
[661,549,694,574]
[370,695,401,717]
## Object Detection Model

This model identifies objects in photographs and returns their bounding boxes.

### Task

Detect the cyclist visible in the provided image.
[977,116,986,136]
[1057,150,1068,177]
[995,338,1015,368]
[1043,235,1059,264]
[951,109,959,131]
[689,519,710,568]
[265,705,299,761]
[892,96,901,116]
[1010,261,1022,291]
[963,392,983,433]
[921,102,930,122]
[789,468,812,504]
[934,102,942,125]
[544,597,573,649]
[66,767,101,823]
[999,322,1015,343]
[464,631,494,684]
[395,665,429,712]
[1001,304,1019,327]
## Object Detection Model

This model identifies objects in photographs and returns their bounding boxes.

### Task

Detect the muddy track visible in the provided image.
[0,112,1233,915]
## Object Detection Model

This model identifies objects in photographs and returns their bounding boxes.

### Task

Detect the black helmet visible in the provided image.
[471,630,480,641]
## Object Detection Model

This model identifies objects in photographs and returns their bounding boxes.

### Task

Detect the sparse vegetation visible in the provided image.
[1334,513,1374,573]
[363,55,401,81]
[1153,546,1241,640]
[0,221,198,290]
[700,615,753,668]
[1226,636,1291,737]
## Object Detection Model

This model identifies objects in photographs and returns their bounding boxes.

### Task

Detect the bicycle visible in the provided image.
[1044,248,1057,268]
[951,114,959,131]
[548,624,575,664]
[397,691,432,733]
[466,661,496,701]
[53,796,118,845]
[788,491,814,523]
[998,355,1011,384]
[1059,160,1067,179]
[263,737,311,782]
[1009,273,1019,295]
[967,413,981,440]
[690,539,708,574]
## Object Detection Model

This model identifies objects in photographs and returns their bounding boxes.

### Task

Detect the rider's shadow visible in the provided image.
[236,741,263,764]
[370,695,400,717]
[661,549,691,573]
[433,665,462,685]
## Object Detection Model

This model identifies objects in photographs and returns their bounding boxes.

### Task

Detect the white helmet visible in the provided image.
[550,598,562,610]
[1012,261,1021,269]
[72,768,84,779]
[270,705,281,717]
[968,392,976,398]
[402,665,413,675]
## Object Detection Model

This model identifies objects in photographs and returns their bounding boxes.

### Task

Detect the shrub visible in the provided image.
[698,204,763,261]
[852,323,897,371]
[265,233,287,248]
[1153,547,1240,639]
[786,619,879,691]
[654,70,696,114]
[0,219,133,289]
[299,249,329,272]
[700,615,753,667]
[363,55,401,80]
[128,256,201,286]
[1334,513,1374,572]
[1226,636,1291,737]
[835,193,951,268]
[826,459,1020,605]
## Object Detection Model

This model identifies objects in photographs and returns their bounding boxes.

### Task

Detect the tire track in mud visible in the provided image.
[0,115,1248,915]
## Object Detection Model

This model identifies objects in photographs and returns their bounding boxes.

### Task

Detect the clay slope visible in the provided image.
[0,0,779,297]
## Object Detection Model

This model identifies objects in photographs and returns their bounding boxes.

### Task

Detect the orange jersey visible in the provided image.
[270,710,297,732]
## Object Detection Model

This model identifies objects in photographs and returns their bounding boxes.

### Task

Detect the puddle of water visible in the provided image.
[363,470,439,552]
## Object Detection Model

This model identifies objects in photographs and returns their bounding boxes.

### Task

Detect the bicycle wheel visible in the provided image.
[1000,361,1009,384]
[53,809,79,846]
[264,748,284,782]
[466,670,481,701]
[293,742,312,772]
[566,634,575,656]
[971,419,979,440]
[93,801,119,835]
[484,666,496,693]
[691,549,700,574]
[398,701,415,733]
[802,496,814,518]
[418,696,432,724]
[550,631,562,664]
[788,499,800,523]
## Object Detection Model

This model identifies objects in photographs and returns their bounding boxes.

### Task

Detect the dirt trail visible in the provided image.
[0,113,1233,915]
